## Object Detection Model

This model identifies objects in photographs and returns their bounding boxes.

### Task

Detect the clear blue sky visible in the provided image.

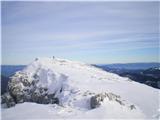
[1,1,159,65]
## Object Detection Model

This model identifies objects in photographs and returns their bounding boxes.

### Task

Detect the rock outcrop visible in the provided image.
[90,92,124,109]
[1,93,16,107]
[1,71,59,107]
[90,92,136,110]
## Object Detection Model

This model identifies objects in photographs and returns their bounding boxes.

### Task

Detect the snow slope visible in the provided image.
[1,57,160,119]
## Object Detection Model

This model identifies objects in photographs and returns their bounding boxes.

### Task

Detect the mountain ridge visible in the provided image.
[1,57,159,119]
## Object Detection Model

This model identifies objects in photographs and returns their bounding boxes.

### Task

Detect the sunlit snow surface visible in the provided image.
[1,58,160,119]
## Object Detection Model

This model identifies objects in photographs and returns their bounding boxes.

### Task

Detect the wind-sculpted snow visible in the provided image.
[1,57,159,119]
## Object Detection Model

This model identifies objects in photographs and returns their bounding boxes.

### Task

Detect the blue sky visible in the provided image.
[1,1,159,65]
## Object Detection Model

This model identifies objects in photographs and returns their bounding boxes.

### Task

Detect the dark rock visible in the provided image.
[90,92,124,109]
[52,97,59,104]
[1,93,16,107]
[2,71,60,108]
[90,93,106,109]
[33,74,39,80]
[35,58,38,61]
[130,105,136,110]
[8,78,24,103]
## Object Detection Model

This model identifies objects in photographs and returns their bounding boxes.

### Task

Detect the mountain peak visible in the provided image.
[2,57,159,119]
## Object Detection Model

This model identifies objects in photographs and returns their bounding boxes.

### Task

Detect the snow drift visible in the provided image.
[1,57,159,119]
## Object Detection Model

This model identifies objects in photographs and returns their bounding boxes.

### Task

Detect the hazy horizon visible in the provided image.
[2,2,159,65]
[1,60,160,66]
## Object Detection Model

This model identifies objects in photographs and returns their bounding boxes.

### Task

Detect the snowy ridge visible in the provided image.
[2,57,160,119]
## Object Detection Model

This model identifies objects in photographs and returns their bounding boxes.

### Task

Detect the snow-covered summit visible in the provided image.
[2,57,160,119]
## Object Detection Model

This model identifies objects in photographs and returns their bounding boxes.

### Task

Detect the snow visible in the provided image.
[1,57,160,119]
[2,102,145,120]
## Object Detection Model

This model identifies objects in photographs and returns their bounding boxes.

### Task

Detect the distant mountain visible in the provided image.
[1,75,10,94]
[98,63,160,70]
[96,64,160,89]
[1,65,26,77]
[143,67,160,77]
[119,67,160,89]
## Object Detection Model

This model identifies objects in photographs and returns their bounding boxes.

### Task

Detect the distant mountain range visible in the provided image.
[97,62,160,70]
[1,65,26,77]
[95,63,160,89]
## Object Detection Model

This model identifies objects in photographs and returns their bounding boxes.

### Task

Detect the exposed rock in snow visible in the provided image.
[1,57,159,119]
[90,92,123,109]
[1,93,15,108]
[5,70,61,105]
